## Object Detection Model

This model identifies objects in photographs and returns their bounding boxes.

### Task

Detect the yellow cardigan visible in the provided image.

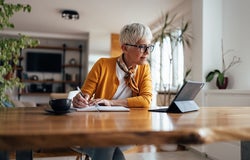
[81,57,152,108]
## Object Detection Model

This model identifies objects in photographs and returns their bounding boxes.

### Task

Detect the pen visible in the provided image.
[77,86,99,112]
[77,86,85,98]
[77,86,89,105]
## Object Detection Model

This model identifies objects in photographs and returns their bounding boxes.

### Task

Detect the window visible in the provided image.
[150,30,184,94]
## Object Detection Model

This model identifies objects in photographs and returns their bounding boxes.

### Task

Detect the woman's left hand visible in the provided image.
[89,98,112,106]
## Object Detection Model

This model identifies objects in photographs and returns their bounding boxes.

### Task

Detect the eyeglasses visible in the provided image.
[125,44,154,53]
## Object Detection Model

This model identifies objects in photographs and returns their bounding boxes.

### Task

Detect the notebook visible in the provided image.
[149,81,205,113]
[67,90,130,112]
[74,105,130,112]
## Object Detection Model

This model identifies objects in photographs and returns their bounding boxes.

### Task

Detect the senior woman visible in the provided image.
[72,23,154,160]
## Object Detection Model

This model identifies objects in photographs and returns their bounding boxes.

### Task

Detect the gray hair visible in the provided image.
[119,23,153,45]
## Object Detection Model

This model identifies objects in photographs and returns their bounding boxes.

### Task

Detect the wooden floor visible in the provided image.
[10,145,213,160]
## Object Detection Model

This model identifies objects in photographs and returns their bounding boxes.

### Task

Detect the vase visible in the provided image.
[216,77,228,89]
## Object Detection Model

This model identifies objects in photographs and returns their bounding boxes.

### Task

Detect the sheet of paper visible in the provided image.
[74,106,130,112]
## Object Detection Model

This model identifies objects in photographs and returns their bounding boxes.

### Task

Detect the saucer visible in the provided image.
[45,108,73,115]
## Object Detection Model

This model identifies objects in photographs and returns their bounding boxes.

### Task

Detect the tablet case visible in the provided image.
[167,100,200,113]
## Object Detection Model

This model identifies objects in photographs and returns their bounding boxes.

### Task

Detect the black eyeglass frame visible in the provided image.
[125,43,154,53]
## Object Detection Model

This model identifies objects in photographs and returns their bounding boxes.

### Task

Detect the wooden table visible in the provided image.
[1,106,250,159]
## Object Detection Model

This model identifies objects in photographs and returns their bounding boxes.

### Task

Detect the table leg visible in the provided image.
[16,150,33,160]
[241,141,250,160]
[0,151,9,160]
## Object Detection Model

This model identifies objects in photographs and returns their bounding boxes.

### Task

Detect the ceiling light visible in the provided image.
[61,10,79,20]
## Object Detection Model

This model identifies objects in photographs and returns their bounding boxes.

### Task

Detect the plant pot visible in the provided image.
[4,72,13,80]
[216,77,228,89]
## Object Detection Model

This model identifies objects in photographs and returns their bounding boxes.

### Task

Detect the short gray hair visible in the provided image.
[119,23,153,45]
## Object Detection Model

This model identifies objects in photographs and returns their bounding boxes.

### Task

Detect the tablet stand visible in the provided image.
[167,100,199,113]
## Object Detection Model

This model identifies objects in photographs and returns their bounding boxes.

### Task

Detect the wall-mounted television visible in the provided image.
[26,52,62,73]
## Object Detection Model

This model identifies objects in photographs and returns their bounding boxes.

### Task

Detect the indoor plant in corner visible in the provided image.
[0,1,39,107]
[152,12,192,105]
[205,42,240,89]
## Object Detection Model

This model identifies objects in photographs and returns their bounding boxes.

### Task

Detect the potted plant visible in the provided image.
[205,41,240,89]
[0,1,39,107]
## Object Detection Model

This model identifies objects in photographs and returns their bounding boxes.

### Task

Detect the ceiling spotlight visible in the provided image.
[61,10,79,20]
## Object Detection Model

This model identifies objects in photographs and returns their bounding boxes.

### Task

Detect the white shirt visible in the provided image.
[112,63,132,99]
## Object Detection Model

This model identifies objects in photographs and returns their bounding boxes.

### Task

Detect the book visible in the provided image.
[74,106,130,112]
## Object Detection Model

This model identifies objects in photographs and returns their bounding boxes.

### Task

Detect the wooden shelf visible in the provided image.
[64,80,80,84]
[15,65,23,71]
[19,92,70,96]
[63,64,82,68]
[22,80,64,83]
[21,79,80,84]
[19,92,52,96]
[18,43,83,100]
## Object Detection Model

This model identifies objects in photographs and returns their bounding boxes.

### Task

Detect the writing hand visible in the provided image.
[72,91,90,108]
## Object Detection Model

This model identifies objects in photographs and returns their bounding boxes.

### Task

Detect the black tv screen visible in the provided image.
[26,52,62,73]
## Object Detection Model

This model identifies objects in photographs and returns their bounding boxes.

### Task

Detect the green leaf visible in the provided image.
[205,69,223,82]
[206,71,215,82]
[217,73,225,86]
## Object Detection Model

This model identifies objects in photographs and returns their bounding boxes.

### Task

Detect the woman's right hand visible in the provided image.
[72,93,90,108]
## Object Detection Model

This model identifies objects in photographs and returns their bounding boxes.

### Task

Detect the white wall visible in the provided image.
[203,0,222,86]
[88,31,110,70]
[198,0,250,90]
[222,0,250,89]
[191,0,204,106]
[192,0,222,86]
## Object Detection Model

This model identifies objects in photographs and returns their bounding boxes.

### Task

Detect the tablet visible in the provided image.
[149,81,205,113]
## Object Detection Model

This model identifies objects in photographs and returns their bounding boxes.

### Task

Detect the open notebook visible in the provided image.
[149,81,204,113]
[67,90,129,112]
[74,105,130,112]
